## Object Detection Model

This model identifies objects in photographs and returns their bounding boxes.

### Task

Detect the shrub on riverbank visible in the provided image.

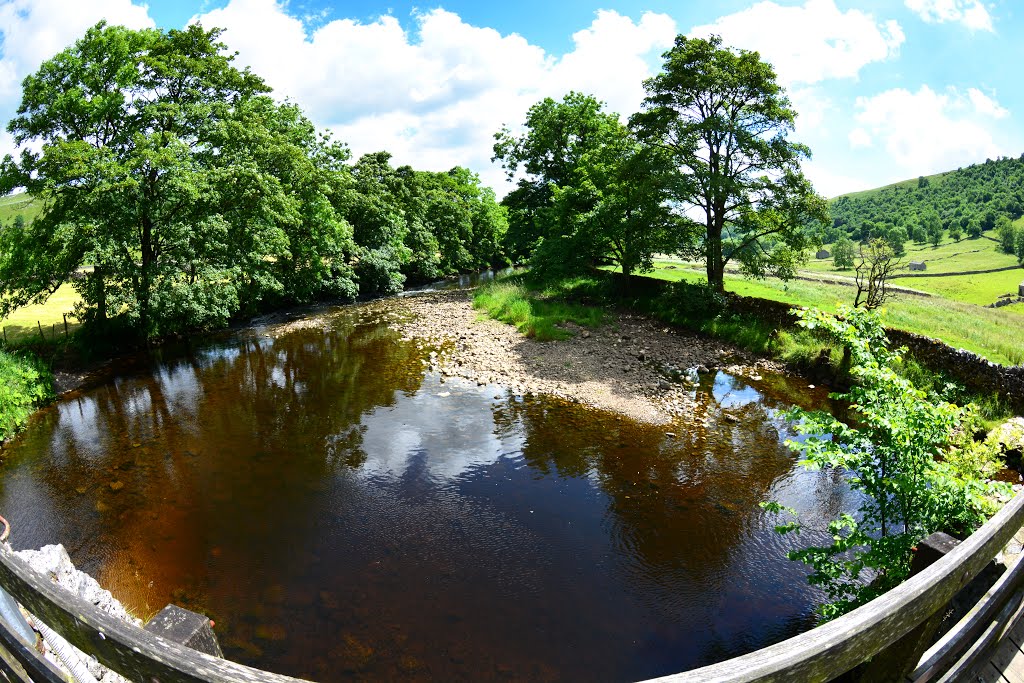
[0,349,53,442]
[766,305,1007,620]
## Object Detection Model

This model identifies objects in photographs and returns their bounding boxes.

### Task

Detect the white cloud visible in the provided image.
[848,128,873,148]
[193,0,676,193]
[967,87,1009,118]
[803,159,874,198]
[0,0,155,157]
[904,0,994,31]
[0,0,155,101]
[690,0,904,86]
[851,85,1009,174]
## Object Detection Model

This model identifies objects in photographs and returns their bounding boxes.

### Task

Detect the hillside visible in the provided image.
[0,192,40,223]
[822,155,1024,244]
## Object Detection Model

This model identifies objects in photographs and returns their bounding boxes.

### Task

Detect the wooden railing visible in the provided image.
[0,493,1023,682]
[649,491,1024,682]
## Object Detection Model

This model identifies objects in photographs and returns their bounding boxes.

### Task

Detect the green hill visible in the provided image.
[821,155,1024,245]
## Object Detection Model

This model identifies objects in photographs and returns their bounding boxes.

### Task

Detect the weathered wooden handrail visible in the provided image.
[0,495,1022,682]
[647,491,1024,682]
[0,542,312,682]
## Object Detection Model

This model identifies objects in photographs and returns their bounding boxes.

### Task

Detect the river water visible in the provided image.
[0,298,855,682]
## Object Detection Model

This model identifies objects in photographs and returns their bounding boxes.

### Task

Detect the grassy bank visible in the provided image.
[472,278,604,340]
[0,349,54,442]
[631,263,1023,366]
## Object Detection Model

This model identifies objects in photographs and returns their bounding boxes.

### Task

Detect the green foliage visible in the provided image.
[0,349,54,442]
[0,22,509,344]
[472,278,603,340]
[354,247,405,296]
[997,216,1018,255]
[493,92,674,280]
[0,22,357,338]
[826,156,1024,246]
[631,34,829,292]
[768,305,1005,620]
[832,237,855,269]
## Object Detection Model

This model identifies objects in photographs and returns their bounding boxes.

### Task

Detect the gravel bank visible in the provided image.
[376,289,782,425]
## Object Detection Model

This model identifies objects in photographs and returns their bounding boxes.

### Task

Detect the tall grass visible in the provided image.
[0,349,54,442]
[472,279,603,340]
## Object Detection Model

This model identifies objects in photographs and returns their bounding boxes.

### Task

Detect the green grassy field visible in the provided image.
[0,283,82,344]
[0,193,41,224]
[624,263,1024,366]
[805,235,1020,279]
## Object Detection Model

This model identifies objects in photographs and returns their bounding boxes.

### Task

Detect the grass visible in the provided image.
[472,278,604,340]
[804,236,1021,279]
[615,264,1024,366]
[1,283,83,345]
[0,193,41,224]
[0,349,54,442]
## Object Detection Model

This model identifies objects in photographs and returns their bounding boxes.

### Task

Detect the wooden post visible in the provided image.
[36,321,43,342]
[63,314,68,338]
[2,327,6,346]
[855,533,962,682]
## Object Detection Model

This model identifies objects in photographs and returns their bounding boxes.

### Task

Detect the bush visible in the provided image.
[661,279,729,320]
[0,349,54,442]
[765,305,1006,620]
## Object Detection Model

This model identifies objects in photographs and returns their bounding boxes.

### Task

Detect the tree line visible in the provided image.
[0,23,507,340]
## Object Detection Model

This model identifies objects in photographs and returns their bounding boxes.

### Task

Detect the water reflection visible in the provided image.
[0,304,855,682]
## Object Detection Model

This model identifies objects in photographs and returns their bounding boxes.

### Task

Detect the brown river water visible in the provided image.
[0,298,856,682]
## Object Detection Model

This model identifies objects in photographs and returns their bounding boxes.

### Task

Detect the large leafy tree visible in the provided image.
[0,22,355,337]
[631,35,828,292]
[494,92,674,279]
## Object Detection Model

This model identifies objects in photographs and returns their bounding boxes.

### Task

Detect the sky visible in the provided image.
[0,0,1021,198]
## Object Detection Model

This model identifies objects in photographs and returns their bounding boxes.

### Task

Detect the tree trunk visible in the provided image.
[91,266,107,326]
[707,221,725,292]
[139,215,154,338]
[621,262,632,296]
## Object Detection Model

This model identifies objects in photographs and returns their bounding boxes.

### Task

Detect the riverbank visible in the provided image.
[379,289,785,425]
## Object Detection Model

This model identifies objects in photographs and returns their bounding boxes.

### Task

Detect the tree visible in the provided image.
[923,210,943,247]
[948,221,963,242]
[631,34,828,292]
[0,22,355,337]
[854,238,902,309]
[886,226,908,257]
[911,224,928,244]
[996,216,1017,254]
[494,92,676,280]
[832,236,855,270]
[967,218,983,238]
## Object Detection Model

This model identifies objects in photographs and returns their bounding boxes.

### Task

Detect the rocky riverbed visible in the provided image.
[369,289,784,425]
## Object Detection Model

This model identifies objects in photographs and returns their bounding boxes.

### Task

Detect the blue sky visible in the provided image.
[0,0,1021,197]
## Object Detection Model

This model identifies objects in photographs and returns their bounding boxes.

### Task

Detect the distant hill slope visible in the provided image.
[823,155,1024,243]
[0,193,40,224]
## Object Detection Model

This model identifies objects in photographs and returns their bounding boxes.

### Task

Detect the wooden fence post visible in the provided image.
[36,321,43,343]
[852,533,968,681]
[63,314,68,338]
